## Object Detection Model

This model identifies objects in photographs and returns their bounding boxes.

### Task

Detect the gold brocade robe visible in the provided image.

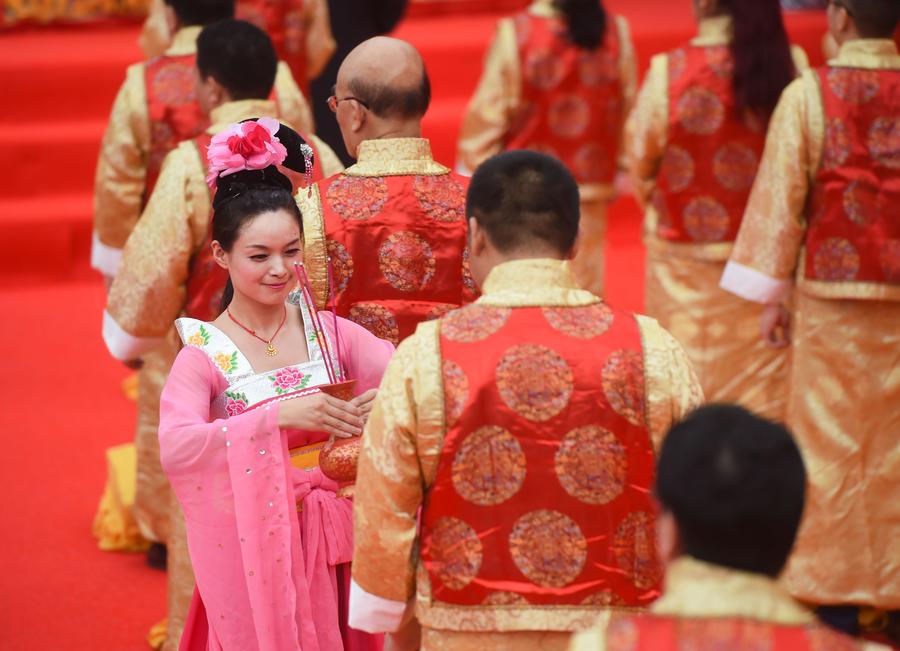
[103,98,342,651]
[351,259,703,651]
[92,25,315,278]
[456,0,638,296]
[139,0,335,82]
[720,40,900,610]
[568,557,889,651]
[626,16,809,422]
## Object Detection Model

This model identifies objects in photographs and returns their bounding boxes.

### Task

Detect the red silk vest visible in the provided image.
[651,45,767,243]
[601,614,869,650]
[421,303,659,608]
[319,173,476,345]
[505,13,623,186]
[237,0,307,91]
[804,66,900,285]
[144,54,209,204]
[185,132,326,321]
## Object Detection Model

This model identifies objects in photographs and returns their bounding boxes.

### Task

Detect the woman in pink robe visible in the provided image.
[158,119,392,651]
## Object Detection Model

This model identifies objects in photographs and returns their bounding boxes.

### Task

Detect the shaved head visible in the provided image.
[337,36,430,119]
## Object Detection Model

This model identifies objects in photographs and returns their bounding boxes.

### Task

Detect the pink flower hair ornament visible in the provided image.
[206,117,288,188]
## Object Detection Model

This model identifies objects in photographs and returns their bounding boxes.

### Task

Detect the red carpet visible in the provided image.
[0,4,827,649]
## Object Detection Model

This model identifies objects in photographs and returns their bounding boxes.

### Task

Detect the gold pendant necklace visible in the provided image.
[227,305,288,358]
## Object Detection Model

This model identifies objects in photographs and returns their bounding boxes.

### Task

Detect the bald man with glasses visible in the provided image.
[298,36,477,347]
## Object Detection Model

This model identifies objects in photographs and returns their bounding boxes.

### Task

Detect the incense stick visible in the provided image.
[326,256,344,382]
[292,263,336,384]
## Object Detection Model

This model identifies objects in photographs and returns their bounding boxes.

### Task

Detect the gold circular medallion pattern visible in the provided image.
[555,426,628,505]
[348,303,400,345]
[378,231,436,292]
[496,344,574,422]
[602,349,646,426]
[868,116,900,169]
[509,510,588,588]
[542,304,614,339]
[713,143,758,192]
[812,237,861,280]
[828,68,880,104]
[442,305,511,343]
[326,175,389,220]
[660,145,695,193]
[683,196,731,242]
[823,118,851,170]
[325,239,353,294]
[612,511,661,589]
[452,426,526,506]
[427,516,483,591]
[442,359,469,427]
[676,87,725,135]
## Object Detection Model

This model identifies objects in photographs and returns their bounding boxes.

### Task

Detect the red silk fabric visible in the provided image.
[421,303,659,607]
[804,66,900,285]
[319,172,475,345]
[184,131,327,321]
[505,12,623,186]
[144,53,209,204]
[601,614,867,650]
[652,45,766,243]
[237,0,308,91]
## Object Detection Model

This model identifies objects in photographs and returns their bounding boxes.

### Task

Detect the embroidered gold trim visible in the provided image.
[299,184,329,308]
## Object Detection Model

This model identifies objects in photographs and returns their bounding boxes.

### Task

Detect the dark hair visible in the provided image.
[721,0,797,120]
[656,404,807,578]
[165,0,234,27]
[197,19,277,100]
[554,0,608,51]
[843,0,900,38]
[467,150,580,255]
[347,68,431,119]
[211,121,313,310]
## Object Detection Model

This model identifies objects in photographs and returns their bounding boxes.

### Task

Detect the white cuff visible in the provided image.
[102,310,164,361]
[91,232,123,278]
[348,578,411,633]
[454,161,473,177]
[720,260,791,305]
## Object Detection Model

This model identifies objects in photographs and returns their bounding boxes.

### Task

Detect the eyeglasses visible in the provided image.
[327,85,369,113]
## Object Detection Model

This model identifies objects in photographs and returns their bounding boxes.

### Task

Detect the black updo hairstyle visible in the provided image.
[211,120,314,310]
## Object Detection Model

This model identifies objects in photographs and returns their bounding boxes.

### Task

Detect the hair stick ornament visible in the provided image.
[292,262,336,384]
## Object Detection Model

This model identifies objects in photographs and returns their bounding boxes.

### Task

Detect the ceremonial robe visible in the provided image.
[349,259,703,651]
[299,137,476,346]
[720,39,900,610]
[627,16,809,421]
[139,0,335,88]
[457,0,638,295]
[102,98,342,651]
[569,557,889,651]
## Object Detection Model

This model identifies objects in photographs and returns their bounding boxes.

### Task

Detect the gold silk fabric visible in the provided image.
[94,30,315,261]
[780,291,900,608]
[626,16,807,420]
[725,39,900,609]
[352,259,703,646]
[139,0,335,82]
[569,557,890,650]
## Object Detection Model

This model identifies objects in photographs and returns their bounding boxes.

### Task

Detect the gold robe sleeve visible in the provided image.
[637,315,705,453]
[567,624,609,651]
[139,0,172,58]
[298,183,328,309]
[352,321,445,601]
[456,17,520,174]
[93,63,150,269]
[274,61,316,134]
[791,44,810,72]
[308,134,345,177]
[626,53,668,209]
[107,143,206,338]
[303,0,336,81]
[729,73,822,286]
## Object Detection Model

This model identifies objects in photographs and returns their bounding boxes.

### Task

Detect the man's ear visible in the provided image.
[468,217,486,256]
[566,230,581,261]
[351,101,367,133]
[211,241,229,270]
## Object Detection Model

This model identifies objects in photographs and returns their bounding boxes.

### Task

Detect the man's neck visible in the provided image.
[367,122,422,141]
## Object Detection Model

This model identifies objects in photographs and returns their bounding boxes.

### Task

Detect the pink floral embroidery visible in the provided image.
[269,367,310,395]
[224,391,249,416]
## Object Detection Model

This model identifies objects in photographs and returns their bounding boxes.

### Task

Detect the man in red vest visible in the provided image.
[299,36,476,346]
[349,151,703,651]
[93,0,315,284]
[570,405,888,651]
[721,0,900,637]
[102,20,342,651]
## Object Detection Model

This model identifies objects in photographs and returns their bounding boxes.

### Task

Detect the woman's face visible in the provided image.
[217,208,303,307]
